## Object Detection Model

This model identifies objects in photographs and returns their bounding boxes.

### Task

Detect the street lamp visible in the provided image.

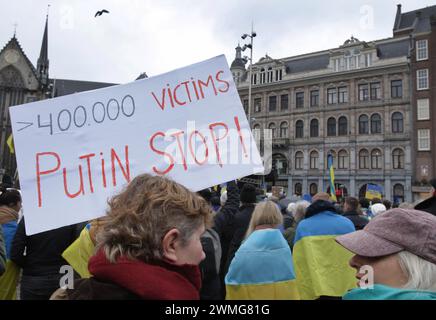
[241,29,256,128]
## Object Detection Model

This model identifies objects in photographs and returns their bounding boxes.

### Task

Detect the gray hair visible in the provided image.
[398,251,436,291]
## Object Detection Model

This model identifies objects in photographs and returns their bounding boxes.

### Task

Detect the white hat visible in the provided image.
[371,203,387,217]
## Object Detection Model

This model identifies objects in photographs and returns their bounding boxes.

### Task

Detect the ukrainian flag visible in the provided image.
[225,229,300,300]
[62,224,95,278]
[327,153,337,202]
[293,212,356,299]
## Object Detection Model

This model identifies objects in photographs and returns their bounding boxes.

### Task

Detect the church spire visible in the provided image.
[37,12,49,87]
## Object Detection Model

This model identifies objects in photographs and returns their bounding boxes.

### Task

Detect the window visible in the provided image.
[418,129,430,151]
[371,149,382,169]
[295,120,304,138]
[359,149,369,169]
[365,53,372,67]
[251,73,257,85]
[417,69,429,90]
[273,154,288,175]
[370,82,381,100]
[295,151,304,170]
[260,68,265,84]
[359,115,369,134]
[267,67,273,83]
[242,99,249,114]
[371,113,382,134]
[391,80,403,98]
[327,88,337,104]
[327,117,336,136]
[359,84,369,101]
[417,39,428,61]
[310,151,319,169]
[254,98,262,113]
[310,119,319,137]
[338,116,348,136]
[417,99,430,120]
[391,112,403,133]
[338,150,348,169]
[253,124,261,131]
[280,94,289,110]
[269,96,277,111]
[296,92,304,108]
[268,123,276,138]
[338,87,348,103]
[295,183,302,196]
[310,183,318,196]
[280,122,288,138]
[392,148,404,169]
[393,184,405,203]
[310,90,319,107]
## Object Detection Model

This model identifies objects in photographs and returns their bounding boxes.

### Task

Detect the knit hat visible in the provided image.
[240,184,257,204]
[371,203,386,217]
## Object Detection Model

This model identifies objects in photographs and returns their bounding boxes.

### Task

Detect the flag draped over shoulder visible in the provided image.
[327,153,337,202]
[293,212,356,300]
[225,229,300,300]
[62,224,95,278]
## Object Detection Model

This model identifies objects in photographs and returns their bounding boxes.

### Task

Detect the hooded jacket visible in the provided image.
[293,200,356,299]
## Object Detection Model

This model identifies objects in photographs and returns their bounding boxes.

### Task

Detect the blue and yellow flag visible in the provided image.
[293,212,356,299]
[225,229,300,300]
[365,183,383,200]
[327,153,337,202]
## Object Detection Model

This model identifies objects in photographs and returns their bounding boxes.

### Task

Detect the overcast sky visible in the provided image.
[0,0,433,84]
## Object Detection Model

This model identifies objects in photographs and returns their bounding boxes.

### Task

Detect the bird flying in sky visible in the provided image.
[95,9,109,17]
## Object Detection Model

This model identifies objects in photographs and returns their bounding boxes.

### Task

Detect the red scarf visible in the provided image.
[88,249,201,300]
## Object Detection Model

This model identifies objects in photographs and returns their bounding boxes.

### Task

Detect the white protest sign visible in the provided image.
[10,55,263,235]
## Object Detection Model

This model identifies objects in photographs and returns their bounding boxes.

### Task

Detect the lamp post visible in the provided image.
[241,28,256,128]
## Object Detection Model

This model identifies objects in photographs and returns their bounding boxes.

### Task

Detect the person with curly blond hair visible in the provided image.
[52,173,212,300]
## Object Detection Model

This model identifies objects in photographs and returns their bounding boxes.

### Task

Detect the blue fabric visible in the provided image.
[2,221,18,259]
[294,211,355,244]
[343,284,436,300]
[225,229,295,285]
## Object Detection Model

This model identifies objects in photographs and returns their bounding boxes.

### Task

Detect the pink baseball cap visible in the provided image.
[336,208,436,265]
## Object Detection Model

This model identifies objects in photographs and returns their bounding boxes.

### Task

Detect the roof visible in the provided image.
[376,38,410,59]
[0,36,39,80]
[231,58,246,69]
[285,54,330,73]
[397,5,436,32]
[51,79,118,97]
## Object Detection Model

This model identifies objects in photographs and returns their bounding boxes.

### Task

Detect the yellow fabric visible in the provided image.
[62,228,95,278]
[226,279,300,300]
[0,260,20,300]
[6,134,14,154]
[293,235,356,300]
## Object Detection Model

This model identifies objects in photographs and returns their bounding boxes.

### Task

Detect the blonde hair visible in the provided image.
[398,251,436,291]
[245,201,283,239]
[96,173,212,263]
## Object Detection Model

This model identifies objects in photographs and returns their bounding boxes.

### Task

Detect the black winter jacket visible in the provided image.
[10,218,85,276]
[343,210,369,230]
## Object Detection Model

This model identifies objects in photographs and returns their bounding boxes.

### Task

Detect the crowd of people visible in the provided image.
[1,174,436,300]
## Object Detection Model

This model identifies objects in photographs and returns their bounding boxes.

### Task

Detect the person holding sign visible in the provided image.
[51,173,212,300]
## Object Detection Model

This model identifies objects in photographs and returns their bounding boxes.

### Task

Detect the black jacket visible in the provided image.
[305,200,338,218]
[212,181,239,290]
[10,218,85,276]
[415,196,436,216]
[343,210,369,230]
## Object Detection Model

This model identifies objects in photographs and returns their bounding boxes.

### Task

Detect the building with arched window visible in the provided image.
[228,4,430,201]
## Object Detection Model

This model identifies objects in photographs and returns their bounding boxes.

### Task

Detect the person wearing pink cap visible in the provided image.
[336,208,436,300]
